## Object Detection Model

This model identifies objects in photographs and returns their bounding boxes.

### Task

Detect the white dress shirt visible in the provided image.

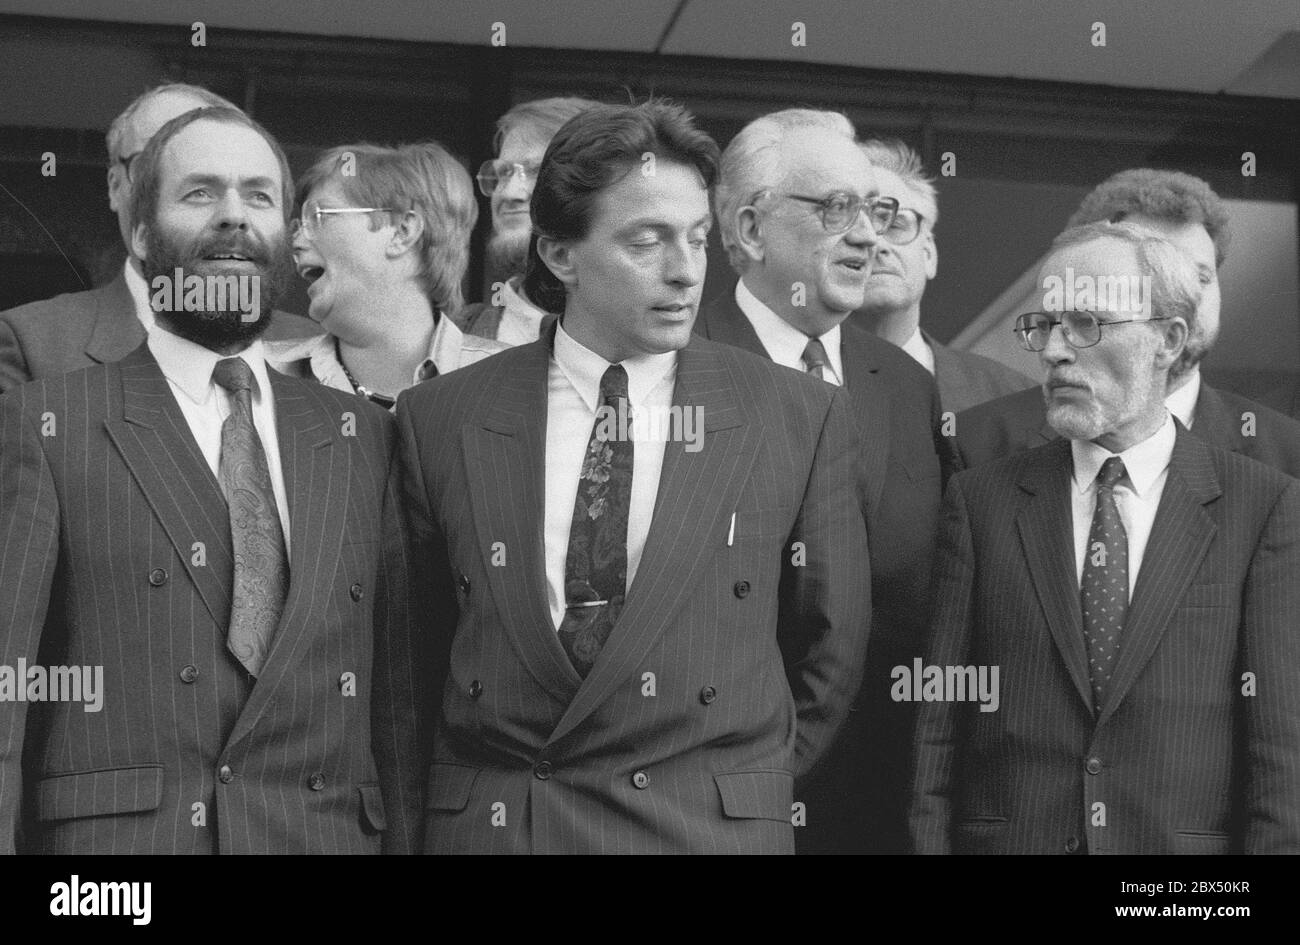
[497,276,550,347]
[900,326,937,375]
[1165,368,1200,430]
[734,279,844,385]
[148,327,291,552]
[1069,413,1177,596]
[124,258,157,334]
[543,324,676,631]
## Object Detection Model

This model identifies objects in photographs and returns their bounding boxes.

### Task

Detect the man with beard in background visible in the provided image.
[0,107,425,854]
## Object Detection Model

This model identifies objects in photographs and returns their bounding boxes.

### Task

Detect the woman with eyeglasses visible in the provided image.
[266,141,506,410]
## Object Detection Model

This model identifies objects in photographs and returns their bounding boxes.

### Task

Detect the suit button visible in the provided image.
[733,580,750,598]
[1085,757,1102,775]
[349,583,364,602]
[148,568,167,587]
[218,765,234,784]
[458,574,471,593]
[534,760,553,780]
[469,680,483,699]
[308,773,326,791]
[179,664,199,684]
[700,685,717,705]
[1065,836,1080,853]
[632,770,650,789]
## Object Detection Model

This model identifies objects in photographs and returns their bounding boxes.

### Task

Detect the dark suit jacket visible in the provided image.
[696,288,949,854]
[0,343,426,854]
[955,381,1300,480]
[911,426,1300,853]
[926,333,1035,415]
[396,328,870,854]
[0,271,322,394]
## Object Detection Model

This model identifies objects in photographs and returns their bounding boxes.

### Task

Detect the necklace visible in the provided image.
[334,337,396,409]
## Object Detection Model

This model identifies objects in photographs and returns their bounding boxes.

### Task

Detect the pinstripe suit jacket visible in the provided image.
[910,426,1300,854]
[697,290,949,854]
[0,343,426,854]
[396,329,870,854]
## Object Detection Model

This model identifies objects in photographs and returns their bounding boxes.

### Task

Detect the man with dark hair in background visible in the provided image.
[853,138,1033,414]
[0,83,317,393]
[955,168,1300,478]
[461,96,601,344]
[0,107,424,854]
[399,100,869,854]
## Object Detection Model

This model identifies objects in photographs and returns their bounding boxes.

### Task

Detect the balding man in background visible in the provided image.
[0,83,318,393]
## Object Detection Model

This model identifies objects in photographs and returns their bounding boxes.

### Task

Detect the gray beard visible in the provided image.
[487,229,530,280]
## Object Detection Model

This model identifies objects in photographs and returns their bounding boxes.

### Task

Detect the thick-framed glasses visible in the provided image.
[881,208,925,245]
[476,159,540,197]
[759,191,899,235]
[294,200,395,240]
[1013,311,1169,351]
[115,152,141,183]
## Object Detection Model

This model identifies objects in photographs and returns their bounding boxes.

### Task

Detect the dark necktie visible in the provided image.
[1081,456,1128,711]
[212,357,289,678]
[557,364,633,678]
[803,337,829,381]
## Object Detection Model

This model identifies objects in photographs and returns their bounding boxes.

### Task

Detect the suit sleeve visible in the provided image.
[781,385,871,781]
[0,390,58,853]
[370,419,432,854]
[909,475,977,854]
[1241,477,1300,853]
[0,317,32,395]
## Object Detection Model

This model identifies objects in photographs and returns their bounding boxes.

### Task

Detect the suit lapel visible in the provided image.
[85,272,147,365]
[104,344,234,629]
[547,337,755,746]
[463,334,581,698]
[1015,440,1095,713]
[698,289,769,359]
[1097,427,1220,726]
[839,324,890,511]
[226,372,344,750]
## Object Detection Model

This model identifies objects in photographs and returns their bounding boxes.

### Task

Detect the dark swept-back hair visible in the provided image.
[522,99,720,314]
[130,106,294,236]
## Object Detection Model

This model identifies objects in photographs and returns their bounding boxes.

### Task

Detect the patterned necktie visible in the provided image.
[803,337,829,381]
[212,357,289,678]
[1081,456,1128,711]
[557,364,633,678]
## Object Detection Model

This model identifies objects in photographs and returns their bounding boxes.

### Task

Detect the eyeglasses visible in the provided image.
[880,208,925,246]
[116,152,142,183]
[476,159,541,197]
[294,200,395,240]
[1013,311,1170,351]
[758,191,899,235]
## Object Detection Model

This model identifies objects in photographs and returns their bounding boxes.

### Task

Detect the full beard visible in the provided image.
[487,227,530,281]
[1044,370,1160,444]
[141,223,294,352]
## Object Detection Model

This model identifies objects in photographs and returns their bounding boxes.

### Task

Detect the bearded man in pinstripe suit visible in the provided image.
[910,222,1300,855]
[0,107,425,854]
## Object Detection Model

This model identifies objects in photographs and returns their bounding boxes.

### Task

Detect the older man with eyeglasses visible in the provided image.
[695,108,954,856]
[0,84,318,393]
[852,139,1034,415]
[911,220,1300,854]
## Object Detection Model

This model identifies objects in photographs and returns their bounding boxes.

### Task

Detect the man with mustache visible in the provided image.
[0,107,425,854]
[0,83,317,394]
[911,222,1300,854]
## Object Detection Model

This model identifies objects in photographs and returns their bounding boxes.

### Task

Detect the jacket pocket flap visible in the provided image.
[426,763,479,811]
[36,765,164,823]
[714,769,793,821]
[358,782,387,832]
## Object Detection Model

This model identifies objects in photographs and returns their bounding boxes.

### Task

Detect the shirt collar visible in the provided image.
[735,278,842,374]
[1164,366,1200,430]
[421,312,464,380]
[1071,411,1176,498]
[148,326,273,409]
[900,326,936,375]
[552,322,677,413]
[501,275,549,328]
[123,258,157,333]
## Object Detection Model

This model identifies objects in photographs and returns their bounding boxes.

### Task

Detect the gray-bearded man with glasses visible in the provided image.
[911,220,1300,854]
[697,108,954,856]
[852,139,1034,414]
[0,83,318,393]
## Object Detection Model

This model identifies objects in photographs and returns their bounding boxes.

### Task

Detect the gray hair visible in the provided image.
[858,137,938,227]
[715,109,856,272]
[106,83,240,163]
